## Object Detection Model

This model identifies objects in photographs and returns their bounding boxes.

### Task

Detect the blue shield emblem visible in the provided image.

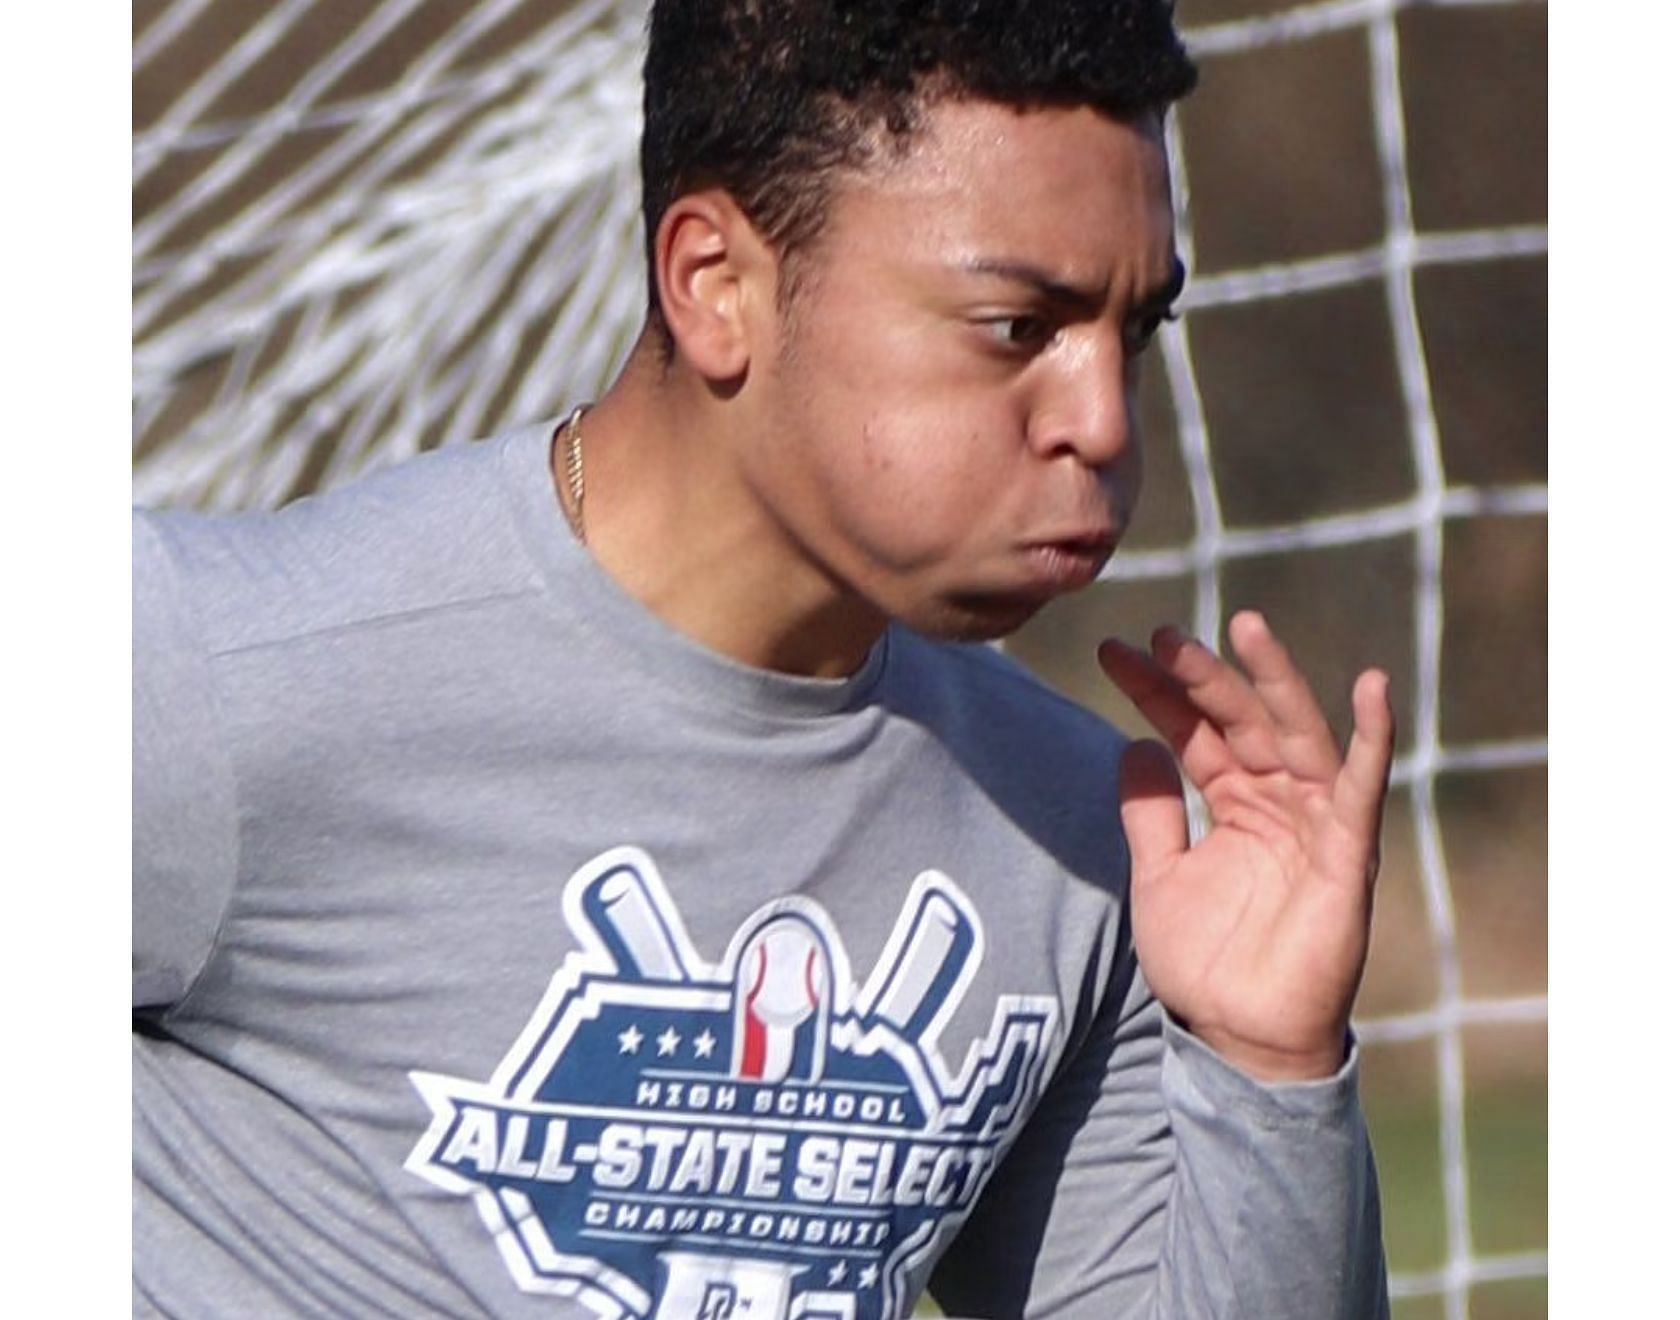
[407,847,1058,1319]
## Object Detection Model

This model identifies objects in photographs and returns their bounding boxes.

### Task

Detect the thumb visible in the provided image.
[1119,739,1189,883]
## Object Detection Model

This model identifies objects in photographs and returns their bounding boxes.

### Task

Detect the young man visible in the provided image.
[134,2,1394,1316]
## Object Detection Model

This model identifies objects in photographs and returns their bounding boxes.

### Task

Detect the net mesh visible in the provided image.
[132,2,1548,1313]
[1153,4,1545,1313]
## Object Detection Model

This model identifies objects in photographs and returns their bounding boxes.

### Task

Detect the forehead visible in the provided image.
[813,98,1176,290]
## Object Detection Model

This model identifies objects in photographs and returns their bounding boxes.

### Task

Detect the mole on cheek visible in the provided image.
[861,421,893,474]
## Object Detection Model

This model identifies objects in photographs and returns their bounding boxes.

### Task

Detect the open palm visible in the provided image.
[1098,611,1395,1082]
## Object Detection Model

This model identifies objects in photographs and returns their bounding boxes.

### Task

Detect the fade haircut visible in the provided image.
[640,0,1198,331]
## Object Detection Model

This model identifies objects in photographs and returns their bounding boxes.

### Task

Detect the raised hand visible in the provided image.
[1097,611,1395,1082]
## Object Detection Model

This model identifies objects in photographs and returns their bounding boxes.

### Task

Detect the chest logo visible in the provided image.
[406,847,1058,1320]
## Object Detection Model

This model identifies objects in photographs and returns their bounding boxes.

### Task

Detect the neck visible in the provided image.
[555,340,886,679]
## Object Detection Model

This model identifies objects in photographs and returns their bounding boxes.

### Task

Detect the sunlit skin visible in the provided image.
[742,104,1181,649]
[569,99,1395,1081]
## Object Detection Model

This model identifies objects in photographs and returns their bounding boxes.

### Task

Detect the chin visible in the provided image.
[894,592,1051,644]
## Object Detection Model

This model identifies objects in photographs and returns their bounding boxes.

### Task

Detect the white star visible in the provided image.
[692,1029,717,1059]
[657,1027,682,1057]
[858,1264,879,1288]
[618,1024,643,1055]
[827,1262,847,1286]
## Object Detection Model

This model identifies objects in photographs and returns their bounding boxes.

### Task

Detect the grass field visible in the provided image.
[1373,1081,1547,1319]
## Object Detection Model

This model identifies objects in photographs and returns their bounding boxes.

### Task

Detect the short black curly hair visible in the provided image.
[640,0,1197,325]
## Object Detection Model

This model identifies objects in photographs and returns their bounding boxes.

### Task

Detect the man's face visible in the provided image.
[744,98,1181,642]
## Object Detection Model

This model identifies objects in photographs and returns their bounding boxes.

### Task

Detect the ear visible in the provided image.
[652,190,777,383]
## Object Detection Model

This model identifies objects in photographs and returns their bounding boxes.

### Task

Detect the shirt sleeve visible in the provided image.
[927,931,1388,1319]
[133,510,240,1010]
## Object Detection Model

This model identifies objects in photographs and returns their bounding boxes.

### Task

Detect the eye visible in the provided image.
[981,314,1054,351]
[1123,306,1179,355]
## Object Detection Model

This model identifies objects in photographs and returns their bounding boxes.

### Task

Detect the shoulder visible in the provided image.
[885,627,1125,770]
[133,425,550,656]
[881,628,1128,889]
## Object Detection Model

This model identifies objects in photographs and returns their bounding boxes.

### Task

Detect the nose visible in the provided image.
[1027,334,1133,468]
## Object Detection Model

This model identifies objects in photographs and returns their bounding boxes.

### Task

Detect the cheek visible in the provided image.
[778,321,1024,556]
[822,422,1022,579]
[854,416,1003,521]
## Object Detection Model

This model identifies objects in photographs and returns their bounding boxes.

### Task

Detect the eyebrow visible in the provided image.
[959,254,1186,311]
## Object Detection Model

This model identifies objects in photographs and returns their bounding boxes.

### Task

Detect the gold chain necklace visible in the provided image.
[559,403,589,544]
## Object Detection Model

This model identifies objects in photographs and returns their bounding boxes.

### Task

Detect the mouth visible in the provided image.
[1019,532,1120,591]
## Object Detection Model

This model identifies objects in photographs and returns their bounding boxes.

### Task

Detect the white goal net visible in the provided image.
[132,2,1548,1315]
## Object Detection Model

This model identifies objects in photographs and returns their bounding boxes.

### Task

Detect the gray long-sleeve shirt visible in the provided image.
[133,421,1386,1318]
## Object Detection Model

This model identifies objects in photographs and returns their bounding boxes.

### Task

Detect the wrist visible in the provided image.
[1184,1023,1349,1083]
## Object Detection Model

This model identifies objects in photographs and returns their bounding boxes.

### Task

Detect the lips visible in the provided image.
[1020,532,1119,590]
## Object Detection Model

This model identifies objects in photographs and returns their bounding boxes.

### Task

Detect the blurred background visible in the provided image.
[132,2,1547,1315]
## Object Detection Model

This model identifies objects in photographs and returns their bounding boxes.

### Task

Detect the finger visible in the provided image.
[1118,738,1190,885]
[1224,611,1341,779]
[1332,668,1396,846]
[1098,638,1237,783]
[1142,624,1291,775]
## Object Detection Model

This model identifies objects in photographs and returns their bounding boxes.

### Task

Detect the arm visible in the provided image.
[133,510,239,1011]
[928,924,1386,1318]
[932,610,1392,1317]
